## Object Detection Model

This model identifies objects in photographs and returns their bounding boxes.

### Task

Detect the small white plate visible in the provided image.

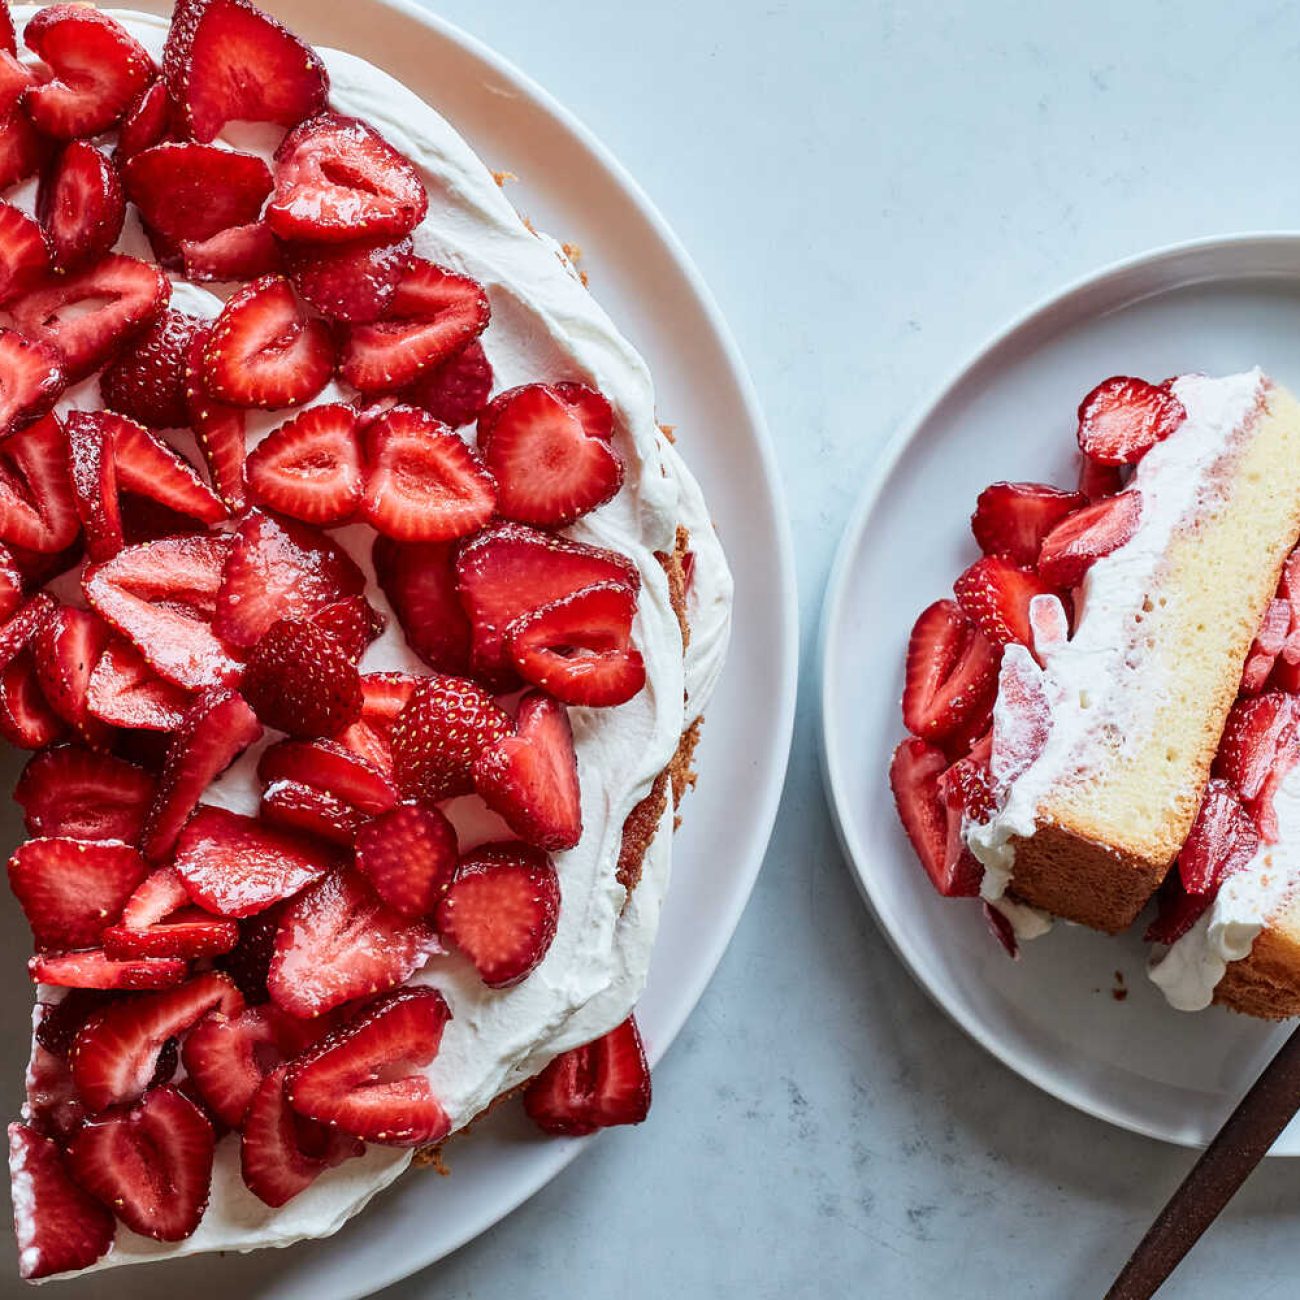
[820,233,1300,1155]
[0,2,797,1295]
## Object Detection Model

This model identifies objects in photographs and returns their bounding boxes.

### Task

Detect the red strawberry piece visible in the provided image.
[115,78,170,163]
[8,837,146,951]
[0,330,63,442]
[474,691,582,851]
[1215,691,1300,840]
[989,645,1051,787]
[101,308,204,431]
[360,404,497,543]
[262,779,367,848]
[64,410,122,561]
[506,581,646,708]
[258,737,398,814]
[309,595,384,665]
[22,6,154,140]
[180,219,282,282]
[140,687,262,861]
[342,260,489,395]
[29,949,188,990]
[981,902,1020,959]
[84,533,241,690]
[241,1065,361,1207]
[103,864,238,961]
[36,140,125,271]
[162,0,328,143]
[336,672,419,775]
[0,592,56,670]
[0,413,78,553]
[456,521,641,688]
[183,1003,318,1129]
[0,103,49,190]
[953,555,1057,649]
[478,383,623,528]
[216,904,283,1006]
[889,737,982,897]
[200,273,335,410]
[0,541,22,620]
[67,1085,214,1242]
[284,235,414,324]
[111,413,226,524]
[285,986,450,1145]
[0,202,51,306]
[1027,592,1069,660]
[1145,875,1215,945]
[122,141,271,242]
[969,481,1087,567]
[1077,375,1186,465]
[183,325,245,508]
[246,403,363,525]
[372,535,472,675]
[436,842,560,988]
[268,868,436,1018]
[522,1016,651,1136]
[1178,777,1260,896]
[86,637,191,732]
[31,604,113,748]
[8,1123,115,1280]
[354,802,457,919]
[1243,598,1292,696]
[70,971,242,1112]
[901,599,999,742]
[0,648,67,749]
[0,46,33,117]
[938,731,997,825]
[0,2,11,56]
[16,743,155,842]
[390,672,511,802]
[8,253,168,383]
[268,112,426,244]
[242,617,363,739]
[404,338,493,429]
[1077,454,1126,501]
[1037,490,1142,588]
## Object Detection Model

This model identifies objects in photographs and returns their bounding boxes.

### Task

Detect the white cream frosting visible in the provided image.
[8,6,733,1273]
[966,370,1266,903]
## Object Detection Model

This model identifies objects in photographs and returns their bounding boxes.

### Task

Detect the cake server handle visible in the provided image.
[1106,1024,1300,1300]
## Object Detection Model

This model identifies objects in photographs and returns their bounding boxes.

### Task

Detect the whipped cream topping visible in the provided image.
[967,370,1266,902]
[8,6,733,1272]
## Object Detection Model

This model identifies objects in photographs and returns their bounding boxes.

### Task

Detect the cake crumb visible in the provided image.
[1112,970,1128,1002]
[492,170,517,187]
[414,1145,451,1176]
[659,422,677,444]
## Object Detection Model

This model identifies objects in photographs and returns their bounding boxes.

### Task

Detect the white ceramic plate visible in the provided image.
[0,3,797,1295]
[820,233,1300,1155]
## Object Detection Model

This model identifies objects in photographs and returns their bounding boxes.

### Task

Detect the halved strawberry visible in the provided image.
[309,595,384,665]
[22,6,154,140]
[246,403,362,525]
[258,738,398,814]
[65,410,122,561]
[901,600,999,742]
[1178,777,1259,896]
[436,842,560,988]
[342,260,490,395]
[115,78,170,163]
[123,141,271,242]
[478,382,623,528]
[889,736,983,897]
[404,338,493,429]
[284,235,414,324]
[506,581,646,708]
[86,637,192,732]
[0,413,78,554]
[29,949,187,990]
[286,986,450,1144]
[0,331,64,441]
[16,743,155,842]
[456,521,640,688]
[1077,454,1126,500]
[8,1124,115,1280]
[1076,375,1186,465]
[353,802,457,919]
[0,648,67,749]
[112,414,226,523]
[242,617,363,739]
[267,112,426,244]
[268,868,436,1018]
[0,103,48,190]
[102,864,239,960]
[1215,691,1300,840]
[1037,490,1142,588]
[67,1085,214,1242]
[261,779,367,848]
[0,202,51,305]
[8,253,168,382]
[31,604,113,748]
[372,535,472,675]
[162,0,328,143]
[969,481,1086,567]
[183,325,246,509]
[522,1016,651,1136]
[36,140,125,271]
[953,555,1057,649]
[200,274,335,410]
[1243,598,1291,696]
[180,220,282,282]
[101,308,205,431]
[474,691,582,851]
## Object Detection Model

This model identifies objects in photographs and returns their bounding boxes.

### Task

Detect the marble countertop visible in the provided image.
[382,1,1300,1296]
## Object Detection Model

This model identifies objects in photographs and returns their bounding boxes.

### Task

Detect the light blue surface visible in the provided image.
[379,1,1300,1296]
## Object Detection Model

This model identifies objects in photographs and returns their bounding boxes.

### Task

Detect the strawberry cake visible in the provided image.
[0,0,731,1281]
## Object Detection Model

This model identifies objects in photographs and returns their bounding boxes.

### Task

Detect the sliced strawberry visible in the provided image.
[180,219,282,282]
[86,637,191,732]
[242,617,363,739]
[1077,454,1126,500]
[0,202,51,305]
[939,731,997,825]
[200,273,335,410]
[101,308,204,431]
[478,383,623,528]
[901,599,999,742]
[16,743,155,842]
[474,691,582,851]
[506,581,645,708]
[372,535,472,675]
[436,842,560,988]
[1077,375,1186,465]
[353,802,457,919]
[216,905,282,1006]
[284,235,414,324]
[246,403,363,525]
[115,78,170,163]
[112,415,226,524]
[122,140,271,242]
[404,338,493,429]
[31,605,113,748]
[1215,691,1300,839]
[1145,875,1214,945]
[8,1123,115,1280]
[64,410,122,561]
[1178,777,1259,896]
[0,47,32,116]
[36,140,125,271]
[969,481,1086,567]
[1037,490,1142,588]
[22,6,154,140]
[268,868,435,1018]
[0,3,12,56]
[261,779,367,848]
[67,1085,214,1242]
[889,736,982,897]
[309,595,383,665]
[0,648,67,749]
[8,253,168,382]
[0,103,48,190]
[953,555,1057,649]
[183,325,246,508]
[0,541,22,620]
[30,949,187,990]
[102,864,235,953]
[336,673,418,776]
[214,509,365,649]
[522,1016,651,1136]
[285,986,450,1144]
[1244,598,1292,696]
[456,521,640,688]
[0,592,55,670]
[162,0,328,143]
[0,330,63,442]
[258,738,398,814]
[0,413,78,553]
